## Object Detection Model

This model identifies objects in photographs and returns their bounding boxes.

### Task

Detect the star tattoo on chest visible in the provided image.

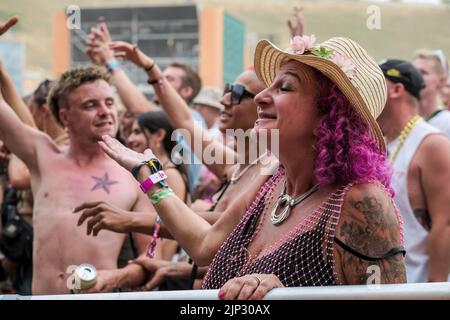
[91,172,119,194]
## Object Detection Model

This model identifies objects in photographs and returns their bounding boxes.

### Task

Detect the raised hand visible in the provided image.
[85,22,114,65]
[98,135,155,171]
[109,41,154,70]
[0,16,18,36]
[218,273,284,300]
[287,6,304,37]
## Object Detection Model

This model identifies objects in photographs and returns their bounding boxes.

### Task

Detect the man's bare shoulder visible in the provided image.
[416,133,450,168]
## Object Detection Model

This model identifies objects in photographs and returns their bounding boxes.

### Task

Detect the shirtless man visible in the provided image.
[0,62,153,294]
[377,59,450,282]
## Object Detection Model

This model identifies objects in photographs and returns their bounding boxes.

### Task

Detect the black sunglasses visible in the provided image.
[223,83,255,105]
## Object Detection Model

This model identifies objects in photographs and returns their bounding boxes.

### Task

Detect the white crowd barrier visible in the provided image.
[1,282,449,300]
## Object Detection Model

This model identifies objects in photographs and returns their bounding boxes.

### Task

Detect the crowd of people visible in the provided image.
[0,6,449,299]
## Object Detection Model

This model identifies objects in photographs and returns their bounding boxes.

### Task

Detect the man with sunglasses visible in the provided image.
[223,83,256,106]
[413,49,450,137]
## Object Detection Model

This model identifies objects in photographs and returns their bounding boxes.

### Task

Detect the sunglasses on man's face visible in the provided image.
[223,83,256,105]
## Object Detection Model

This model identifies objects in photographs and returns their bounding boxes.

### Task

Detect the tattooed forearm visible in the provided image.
[413,208,431,231]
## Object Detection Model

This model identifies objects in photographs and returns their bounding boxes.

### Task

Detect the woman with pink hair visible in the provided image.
[94,35,406,299]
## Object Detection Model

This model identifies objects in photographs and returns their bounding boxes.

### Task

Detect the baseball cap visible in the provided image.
[379,59,425,100]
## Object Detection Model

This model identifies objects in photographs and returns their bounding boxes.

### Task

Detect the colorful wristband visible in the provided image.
[146,215,161,258]
[131,158,162,180]
[105,59,120,73]
[139,170,168,193]
[149,188,174,205]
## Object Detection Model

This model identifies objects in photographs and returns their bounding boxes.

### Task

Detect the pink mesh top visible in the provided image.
[202,166,404,289]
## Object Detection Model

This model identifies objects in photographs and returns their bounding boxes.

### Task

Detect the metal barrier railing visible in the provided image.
[1,282,449,300]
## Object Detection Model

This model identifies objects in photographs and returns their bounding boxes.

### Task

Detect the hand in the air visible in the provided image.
[0,16,18,36]
[109,41,154,70]
[287,6,305,37]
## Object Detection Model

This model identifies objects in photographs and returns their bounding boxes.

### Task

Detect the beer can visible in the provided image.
[72,263,97,291]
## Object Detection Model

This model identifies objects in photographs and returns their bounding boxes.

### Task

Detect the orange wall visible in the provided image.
[199,7,224,89]
[52,12,70,77]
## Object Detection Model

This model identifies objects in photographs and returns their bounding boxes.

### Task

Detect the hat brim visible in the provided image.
[193,98,224,111]
[254,39,386,152]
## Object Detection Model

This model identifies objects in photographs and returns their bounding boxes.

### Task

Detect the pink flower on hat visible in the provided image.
[331,52,357,79]
[290,36,306,54]
[302,35,316,51]
[289,35,316,54]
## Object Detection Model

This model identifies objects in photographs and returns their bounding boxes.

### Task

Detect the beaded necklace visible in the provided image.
[389,115,423,163]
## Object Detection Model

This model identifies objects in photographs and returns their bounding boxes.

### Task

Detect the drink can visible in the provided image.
[72,263,97,292]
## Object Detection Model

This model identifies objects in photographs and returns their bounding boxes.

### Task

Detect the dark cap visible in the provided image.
[379,59,425,100]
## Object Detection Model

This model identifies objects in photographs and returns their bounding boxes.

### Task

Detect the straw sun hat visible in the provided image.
[254,36,387,151]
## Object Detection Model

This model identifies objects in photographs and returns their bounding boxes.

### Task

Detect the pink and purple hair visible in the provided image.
[313,77,394,196]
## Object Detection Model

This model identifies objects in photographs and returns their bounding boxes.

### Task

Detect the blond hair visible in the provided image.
[414,49,448,75]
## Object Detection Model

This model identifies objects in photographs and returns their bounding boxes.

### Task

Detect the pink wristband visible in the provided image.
[139,170,168,193]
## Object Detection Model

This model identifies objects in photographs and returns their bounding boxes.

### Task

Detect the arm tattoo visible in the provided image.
[340,247,406,284]
[91,172,118,194]
[340,196,393,255]
[413,208,431,231]
[338,195,406,284]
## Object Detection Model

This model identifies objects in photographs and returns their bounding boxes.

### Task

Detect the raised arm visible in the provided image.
[287,6,305,37]
[85,22,158,114]
[0,16,46,170]
[0,17,35,127]
[0,62,36,127]
[0,16,18,36]
[0,83,51,171]
[110,41,237,180]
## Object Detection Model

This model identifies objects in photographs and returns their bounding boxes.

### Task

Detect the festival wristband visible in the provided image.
[149,188,174,205]
[131,158,162,180]
[139,170,168,193]
[105,59,120,73]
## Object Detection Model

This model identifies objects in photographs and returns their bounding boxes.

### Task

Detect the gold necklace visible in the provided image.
[389,115,423,163]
